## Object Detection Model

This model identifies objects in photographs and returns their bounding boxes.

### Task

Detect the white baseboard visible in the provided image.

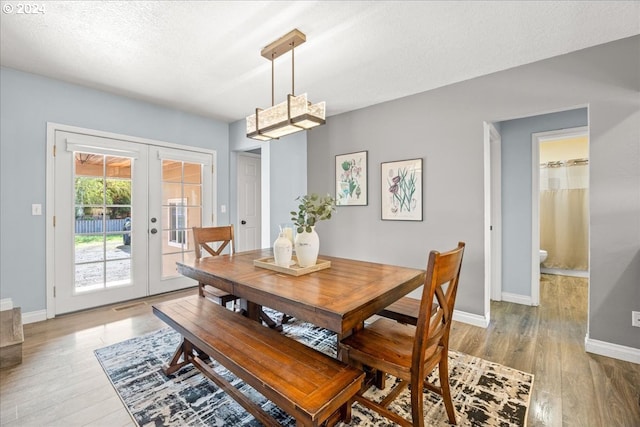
[501,292,533,306]
[22,309,47,325]
[453,309,490,328]
[585,336,640,364]
[0,298,13,311]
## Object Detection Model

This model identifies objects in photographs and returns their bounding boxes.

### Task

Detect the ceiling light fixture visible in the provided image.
[246,29,326,141]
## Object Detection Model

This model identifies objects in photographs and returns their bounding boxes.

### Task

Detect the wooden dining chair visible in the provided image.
[377,296,421,326]
[339,242,465,427]
[193,225,284,331]
[192,225,239,308]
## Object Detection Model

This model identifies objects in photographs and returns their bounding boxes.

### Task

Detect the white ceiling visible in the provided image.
[1,1,638,123]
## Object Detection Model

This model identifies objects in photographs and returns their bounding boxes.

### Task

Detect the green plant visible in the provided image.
[290,193,336,233]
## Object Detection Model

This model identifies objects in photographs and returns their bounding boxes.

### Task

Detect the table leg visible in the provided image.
[239,299,283,332]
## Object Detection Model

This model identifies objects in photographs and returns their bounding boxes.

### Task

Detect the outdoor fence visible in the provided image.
[75,218,128,234]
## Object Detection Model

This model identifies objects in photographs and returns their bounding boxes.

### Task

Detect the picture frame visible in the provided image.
[381,158,423,221]
[335,151,368,206]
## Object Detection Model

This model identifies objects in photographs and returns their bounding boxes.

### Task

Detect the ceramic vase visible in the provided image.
[295,227,319,267]
[273,232,293,267]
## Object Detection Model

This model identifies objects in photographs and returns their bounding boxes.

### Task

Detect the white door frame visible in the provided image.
[46,122,216,318]
[484,122,502,304]
[530,126,588,306]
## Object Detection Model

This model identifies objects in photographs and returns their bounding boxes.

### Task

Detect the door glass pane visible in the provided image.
[74,152,132,292]
[184,184,202,205]
[183,163,202,184]
[161,160,203,278]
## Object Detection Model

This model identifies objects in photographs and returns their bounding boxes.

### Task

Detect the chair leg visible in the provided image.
[410,379,425,427]
[439,356,457,425]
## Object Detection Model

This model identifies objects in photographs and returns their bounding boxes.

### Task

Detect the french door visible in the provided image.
[147,146,214,294]
[53,130,214,314]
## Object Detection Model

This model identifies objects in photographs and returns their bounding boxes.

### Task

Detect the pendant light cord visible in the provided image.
[271,53,275,106]
[291,42,295,96]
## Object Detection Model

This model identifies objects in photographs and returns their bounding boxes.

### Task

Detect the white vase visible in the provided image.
[273,232,293,267]
[294,228,319,267]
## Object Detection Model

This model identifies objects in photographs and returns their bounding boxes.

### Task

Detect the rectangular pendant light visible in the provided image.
[246,30,326,141]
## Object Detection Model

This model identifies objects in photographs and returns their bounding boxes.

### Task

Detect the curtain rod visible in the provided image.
[540,158,589,168]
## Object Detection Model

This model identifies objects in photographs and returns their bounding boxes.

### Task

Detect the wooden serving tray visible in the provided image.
[253,256,331,276]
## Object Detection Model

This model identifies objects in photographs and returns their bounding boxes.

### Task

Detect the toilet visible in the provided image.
[539,249,548,264]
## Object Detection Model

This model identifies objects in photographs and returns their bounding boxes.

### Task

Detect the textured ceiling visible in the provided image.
[1,1,638,123]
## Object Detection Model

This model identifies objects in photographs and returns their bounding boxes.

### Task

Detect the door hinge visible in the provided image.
[53,286,56,298]
[53,216,56,227]
[211,164,214,174]
[53,145,56,157]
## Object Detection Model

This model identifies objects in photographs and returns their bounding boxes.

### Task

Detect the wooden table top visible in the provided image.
[177,249,425,336]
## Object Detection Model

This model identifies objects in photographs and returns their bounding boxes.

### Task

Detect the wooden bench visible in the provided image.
[153,295,364,427]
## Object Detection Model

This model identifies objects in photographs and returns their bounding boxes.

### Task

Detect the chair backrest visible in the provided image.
[412,242,465,374]
[192,225,235,259]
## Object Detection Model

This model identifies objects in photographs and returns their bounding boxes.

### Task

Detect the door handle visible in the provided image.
[150,228,158,234]
[241,220,247,225]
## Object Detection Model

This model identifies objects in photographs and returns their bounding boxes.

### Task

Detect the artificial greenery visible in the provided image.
[290,193,336,233]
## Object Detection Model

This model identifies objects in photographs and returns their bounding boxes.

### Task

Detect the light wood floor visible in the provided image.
[1,275,638,426]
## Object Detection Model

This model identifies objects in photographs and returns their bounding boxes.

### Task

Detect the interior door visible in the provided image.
[53,131,148,314]
[147,147,214,294]
[236,153,261,252]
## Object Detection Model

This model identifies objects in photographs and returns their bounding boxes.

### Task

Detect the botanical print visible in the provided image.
[335,151,367,206]
[381,158,423,220]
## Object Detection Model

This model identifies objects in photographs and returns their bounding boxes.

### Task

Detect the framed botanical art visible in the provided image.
[381,158,423,221]
[335,151,367,206]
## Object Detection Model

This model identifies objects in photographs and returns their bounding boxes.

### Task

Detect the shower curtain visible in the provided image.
[539,161,589,271]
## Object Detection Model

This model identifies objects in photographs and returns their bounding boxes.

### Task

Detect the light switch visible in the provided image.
[32,204,42,215]
[220,205,226,213]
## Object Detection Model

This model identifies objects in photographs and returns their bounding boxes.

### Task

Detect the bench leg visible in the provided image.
[161,338,194,376]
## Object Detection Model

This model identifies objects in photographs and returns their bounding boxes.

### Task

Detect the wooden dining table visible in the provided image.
[176,248,425,347]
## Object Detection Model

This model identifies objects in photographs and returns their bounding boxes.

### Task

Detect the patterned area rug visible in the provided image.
[95,314,533,426]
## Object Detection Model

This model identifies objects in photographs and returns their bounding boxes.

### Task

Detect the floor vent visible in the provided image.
[113,302,147,312]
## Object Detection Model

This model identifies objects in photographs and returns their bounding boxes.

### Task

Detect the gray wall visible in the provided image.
[0,67,229,313]
[308,36,640,349]
[228,120,307,247]
[500,108,588,296]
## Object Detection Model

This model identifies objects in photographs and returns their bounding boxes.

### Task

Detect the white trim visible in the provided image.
[0,298,13,311]
[156,148,213,164]
[485,122,502,303]
[483,123,492,317]
[453,309,490,328]
[531,126,588,307]
[502,292,534,306]
[65,140,140,158]
[47,122,216,156]
[22,310,47,325]
[585,336,640,364]
[260,148,270,249]
[46,124,56,319]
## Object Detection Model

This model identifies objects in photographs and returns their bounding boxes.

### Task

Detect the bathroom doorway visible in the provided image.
[531,126,589,304]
